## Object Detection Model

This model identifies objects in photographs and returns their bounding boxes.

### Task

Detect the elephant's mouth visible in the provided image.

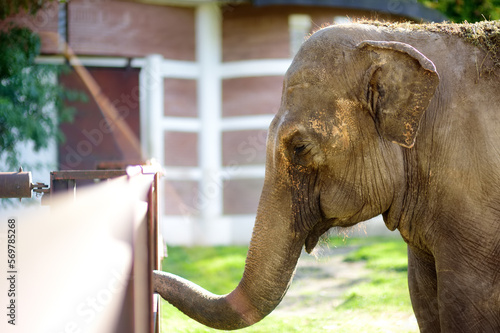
[304,218,336,253]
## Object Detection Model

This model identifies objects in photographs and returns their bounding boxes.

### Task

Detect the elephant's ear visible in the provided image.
[358,40,439,148]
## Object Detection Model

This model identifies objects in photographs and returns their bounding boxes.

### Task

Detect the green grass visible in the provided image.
[343,238,409,272]
[159,237,417,333]
[160,246,247,294]
[340,239,411,314]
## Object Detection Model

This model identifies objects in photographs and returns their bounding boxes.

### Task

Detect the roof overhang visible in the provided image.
[125,0,245,7]
[252,0,448,22]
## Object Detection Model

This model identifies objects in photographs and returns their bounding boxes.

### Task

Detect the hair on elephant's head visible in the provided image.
[154,25,440,330]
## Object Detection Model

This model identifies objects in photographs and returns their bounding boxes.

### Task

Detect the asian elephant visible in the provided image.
[154,21,500,332]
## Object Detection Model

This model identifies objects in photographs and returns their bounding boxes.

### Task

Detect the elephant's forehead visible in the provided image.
[288,32,349,78]
[272,109,329,139]
[285,63,329,86]
[285,51,347,88]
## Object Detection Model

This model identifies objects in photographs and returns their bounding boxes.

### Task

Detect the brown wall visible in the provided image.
[68,0,195,59]
[2,0,196,59]
[224,178,264,215]
[222,76,283,117]
[222,130,268,166]
[164,180,199,215]
[58,67,141,170]
[164,132,198,167]
[222,5,290,61]
[164,79,198,117]
[3,2,406,59]
[222,4,404,62]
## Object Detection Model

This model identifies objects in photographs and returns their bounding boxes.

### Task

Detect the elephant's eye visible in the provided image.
[290,142,316,167]
[294,144,306,154]
[285,133,318,166]
[294,143,311,156]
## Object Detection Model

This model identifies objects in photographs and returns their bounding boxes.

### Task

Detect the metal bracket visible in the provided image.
[31,182,50,196]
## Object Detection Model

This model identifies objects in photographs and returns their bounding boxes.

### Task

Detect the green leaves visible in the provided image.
[0,25,40,77]
[0,26,86,171]
[0,0,55,20]
[419,0,500,22]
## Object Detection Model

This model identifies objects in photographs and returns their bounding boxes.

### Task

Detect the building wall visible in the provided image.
[7,1,410,244]
[222,5,290,61]
[68,0,196,59]
[164,79,198,117]
[221,4,401,61]
[1,0,196,59]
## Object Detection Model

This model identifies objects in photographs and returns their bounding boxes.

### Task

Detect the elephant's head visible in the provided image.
[154,25,439,330]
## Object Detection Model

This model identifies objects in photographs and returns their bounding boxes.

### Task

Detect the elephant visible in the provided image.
[154,21,500,332]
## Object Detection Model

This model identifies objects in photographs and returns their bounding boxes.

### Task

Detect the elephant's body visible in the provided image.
[154,22,500,332]
[341,22,500,332]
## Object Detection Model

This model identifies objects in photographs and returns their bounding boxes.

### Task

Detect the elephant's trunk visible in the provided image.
[154,194,306,330]
[153,271,264,329]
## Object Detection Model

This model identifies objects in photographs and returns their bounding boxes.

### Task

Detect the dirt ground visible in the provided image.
[273,244,419,332]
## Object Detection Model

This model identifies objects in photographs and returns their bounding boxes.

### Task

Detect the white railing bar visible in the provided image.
[36,57,292,79]
[161,164,265,181]
[160,59,200,79]
[162,117,201,132]
[36,55,145,68]
[221,164,265,179]
[221,115,274,131]
[220,59,291,79]
[163,167,202,180]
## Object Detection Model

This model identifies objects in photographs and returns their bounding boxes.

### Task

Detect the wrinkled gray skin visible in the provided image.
[154,23,500,332]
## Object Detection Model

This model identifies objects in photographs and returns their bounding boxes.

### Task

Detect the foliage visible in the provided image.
[0,26,85,171]
[419,0,500,22]
[0,0,57,20]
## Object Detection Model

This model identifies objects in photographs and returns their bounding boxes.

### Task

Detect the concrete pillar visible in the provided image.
[196,3,229,244]
[141,54,164,162]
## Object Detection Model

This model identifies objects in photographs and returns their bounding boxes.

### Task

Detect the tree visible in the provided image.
[0,4,85,171]
[419,0,500,22]
[0,0,55,20]
[0,26,85,171]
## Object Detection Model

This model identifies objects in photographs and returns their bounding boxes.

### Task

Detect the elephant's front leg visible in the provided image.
[407,246,440,333]
[435,251,500,333]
